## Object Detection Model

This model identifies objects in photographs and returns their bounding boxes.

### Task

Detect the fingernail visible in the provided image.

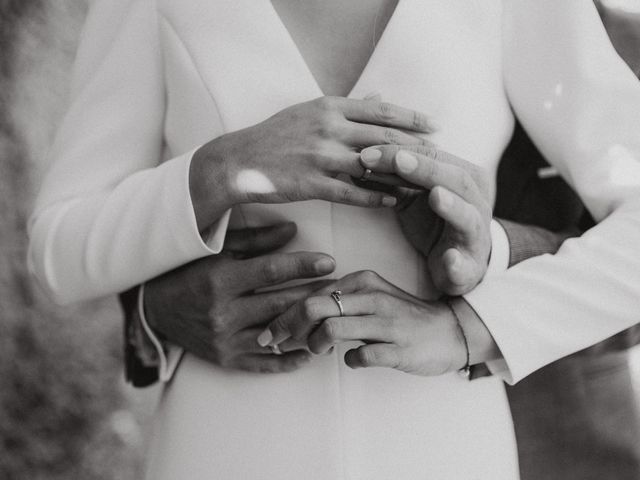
[314,257,335,274]
[395,150,418,174]
[382,195,397,207]
[364,91,382,101]
[257,329,273,347]
[438,189,453,209]
[360,148,382,166]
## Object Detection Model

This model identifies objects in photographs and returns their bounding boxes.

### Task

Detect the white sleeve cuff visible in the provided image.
[138,284,184,382]
[486,219,510,276]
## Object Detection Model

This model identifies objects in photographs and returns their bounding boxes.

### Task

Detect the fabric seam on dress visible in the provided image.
[156,11,227,133]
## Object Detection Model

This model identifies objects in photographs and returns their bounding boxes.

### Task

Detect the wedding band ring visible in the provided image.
[360,168,373,182]
[330,290,345,317]
[270,344,283,355]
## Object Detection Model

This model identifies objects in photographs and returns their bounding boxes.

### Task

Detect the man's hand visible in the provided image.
[143,222,335,373]
[359,145,493,296]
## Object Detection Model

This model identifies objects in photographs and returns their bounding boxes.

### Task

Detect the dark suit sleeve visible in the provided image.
[497,219,579,268]
[119,287,159,387]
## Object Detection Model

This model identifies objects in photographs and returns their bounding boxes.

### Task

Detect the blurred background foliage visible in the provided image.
[0,1,156,479]
[0,1,638,479]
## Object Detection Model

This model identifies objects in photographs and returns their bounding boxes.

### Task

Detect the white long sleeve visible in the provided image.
[466,0,640,384]
[27,0,229,304]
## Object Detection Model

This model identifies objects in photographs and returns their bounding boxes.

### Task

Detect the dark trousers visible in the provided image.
[508,351,640,479]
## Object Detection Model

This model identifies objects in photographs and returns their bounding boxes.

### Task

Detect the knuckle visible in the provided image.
[268,296,289,317]
[316,115,338,139]
[208,309,229,336]
[284,178,304,202]
[339,187,355,204]
[365,190,381,207]
[358,269,381,287]
[260,259,282,284]
[269,316,287,337]
[420,145,438,160]
[302,297,321,321]
[358,348,380,367]
[377,101,395,120]
[321,318,341,341]
[371,292,386,310]
[316,96,337,112]
[208,273,223,296]
[412,111,428,131]
[383,128,400,144]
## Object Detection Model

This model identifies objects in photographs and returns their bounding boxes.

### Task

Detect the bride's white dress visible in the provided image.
[147,1,519,478]
[28,0,640,478]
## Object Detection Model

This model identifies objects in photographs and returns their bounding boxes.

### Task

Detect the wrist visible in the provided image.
[446,298,471,375]
[448,297,501,365]
[189,137,238,232]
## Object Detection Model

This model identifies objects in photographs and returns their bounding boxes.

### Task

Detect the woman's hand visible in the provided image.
[258,270,470,376]
[190,96,433,231]
[359,145,493,296]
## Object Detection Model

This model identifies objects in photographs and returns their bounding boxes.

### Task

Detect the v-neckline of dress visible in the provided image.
[265,0,403,98]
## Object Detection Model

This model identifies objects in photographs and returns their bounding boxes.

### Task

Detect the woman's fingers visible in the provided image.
[360,146,491,202]
[307,315,396,355]
[344,344,401,370]
[257,271,418,348]
[335,97,435,133]
[260,292,381,347]
[312,178,397,208]
[359,144,438,173]
[346,123,429,149]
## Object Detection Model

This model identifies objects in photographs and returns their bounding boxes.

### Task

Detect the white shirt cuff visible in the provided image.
[462,220,511,381]
[486,219,510,277]
[137,284,184,382]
